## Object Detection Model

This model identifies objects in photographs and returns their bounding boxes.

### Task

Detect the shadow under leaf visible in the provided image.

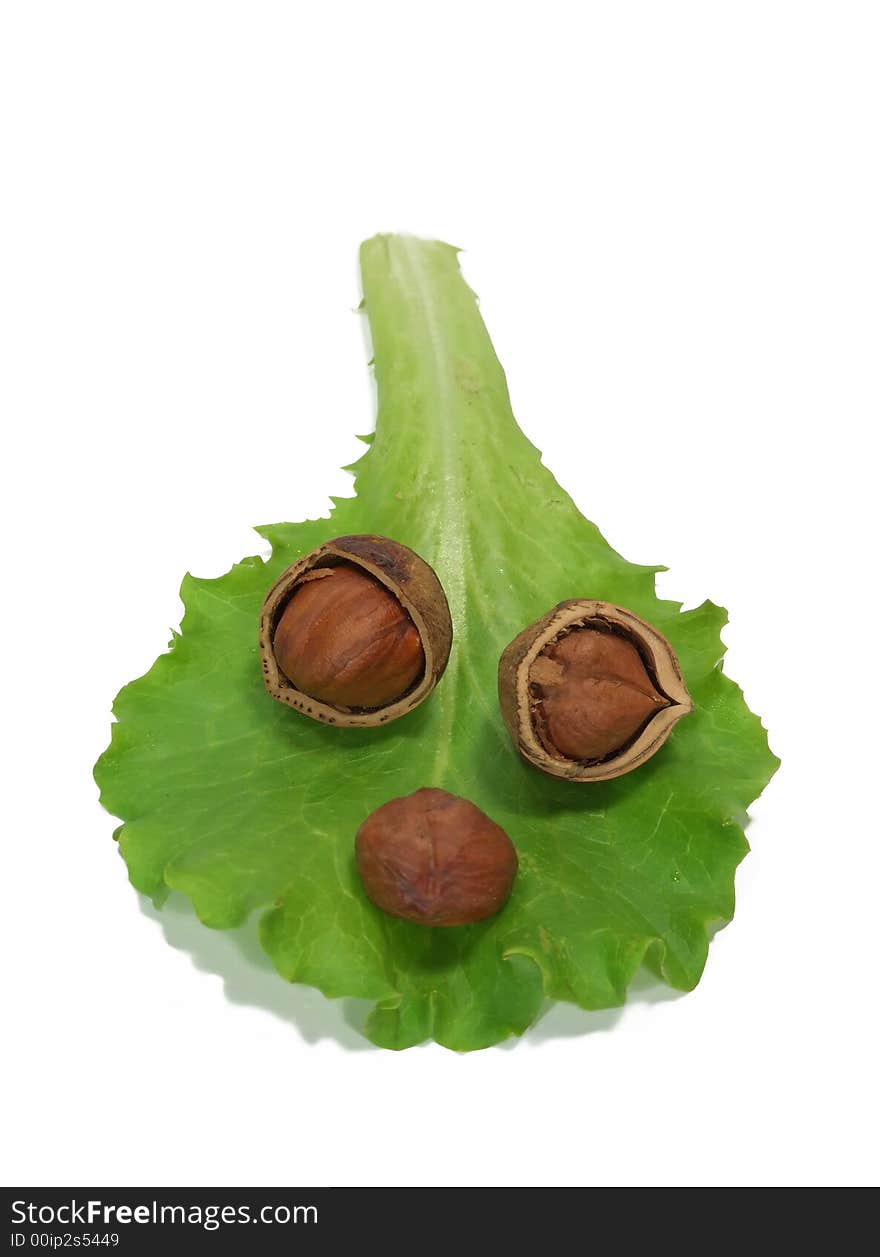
[138,889,377,1051]
[138,887,689,1052]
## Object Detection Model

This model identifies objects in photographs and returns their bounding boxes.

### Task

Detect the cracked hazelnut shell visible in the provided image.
[259,535,452,728]
[498,600,693,782]
[355,788,518,926]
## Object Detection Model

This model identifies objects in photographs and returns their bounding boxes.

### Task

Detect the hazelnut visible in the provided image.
[355,788,518,927]
[532,628,668,760]
[272,564,424,709]
[498,600,693,782]
[260,535,452,728]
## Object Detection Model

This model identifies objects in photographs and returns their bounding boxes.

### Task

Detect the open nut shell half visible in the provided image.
[259,534,452,728]
[498,599,693,782]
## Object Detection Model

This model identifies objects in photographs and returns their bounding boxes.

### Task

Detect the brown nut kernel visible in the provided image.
[273,564,424,709]
[259,535,452,728]
[498,600,693,782]
[355,788,518,926]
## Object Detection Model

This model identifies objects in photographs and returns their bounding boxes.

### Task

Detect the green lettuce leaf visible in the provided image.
[95,235,778,1051]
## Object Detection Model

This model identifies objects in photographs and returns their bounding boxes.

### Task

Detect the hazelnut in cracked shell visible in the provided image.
[498,600,693,783]
[259,535,452,728]
[533,628,667,760]
[355,788,518,927]
[273,564,423,708]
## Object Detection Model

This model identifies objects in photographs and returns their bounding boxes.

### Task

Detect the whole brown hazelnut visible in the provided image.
[355,788,518,927]
[498,600,693,782]
[259,535,452,728]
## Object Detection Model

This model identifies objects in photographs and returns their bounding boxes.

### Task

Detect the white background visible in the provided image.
[2,2,878,1188]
